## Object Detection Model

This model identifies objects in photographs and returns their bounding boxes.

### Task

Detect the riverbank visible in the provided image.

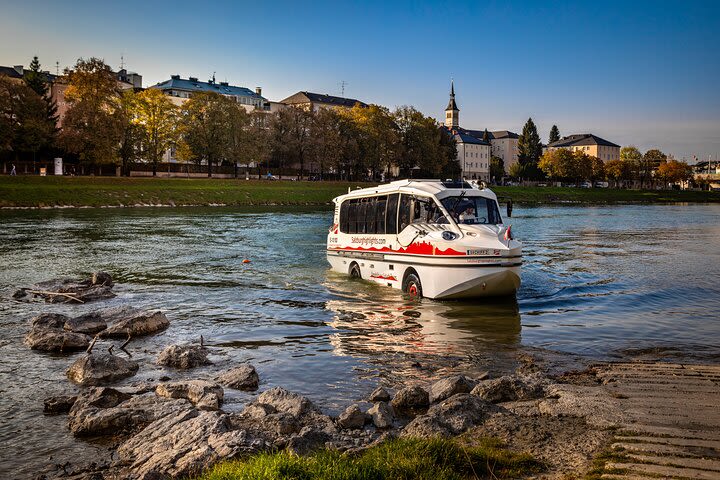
[1,176,719,208]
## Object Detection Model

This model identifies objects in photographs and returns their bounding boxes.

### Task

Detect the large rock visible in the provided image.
[67,353,139,386]
[400,415,453,438]
[117,410,263,479]
[471,375,546,403]
[425,393,493,434]
[157,344,211,369]
[64,312,107,334]
[31,313,69,329]
[256,387,319,417]
[24,327,90,352]
[391,386,429,414]
[428,375,474,403]
[401,393,493,438]
[92,271,114,287]
[156,380,224,411]
[31,275,116,303]
[216,364,259,391]
[287,426,331,455]
[102,308,170,338]
[44,395,78,414]
[69,389,191,436]
[261,412,301,436]
[367,402,394,429]
[369,386,391,402]
[337,404,369,430]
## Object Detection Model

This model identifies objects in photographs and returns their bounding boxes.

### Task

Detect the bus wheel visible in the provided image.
[403,273,423,298]
[349,263,362,279]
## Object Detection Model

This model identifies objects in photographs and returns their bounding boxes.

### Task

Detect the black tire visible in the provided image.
[402,273,423,298]
[349,263,362,279]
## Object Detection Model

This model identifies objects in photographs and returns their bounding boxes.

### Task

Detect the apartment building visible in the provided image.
[150,75,269,112]
[280,91,368,111]
[546,134,620,161]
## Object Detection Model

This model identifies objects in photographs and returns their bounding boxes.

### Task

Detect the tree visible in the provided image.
[605,159,632,187]
[437,126,459,178]
[657,159,693,185]
[308,108,344,179]
[620,146,643,187]
[0,75,56,163]
[59,58,123,167]
[225,102,251,178]
[117,89,142,176]
[549,125,560,144]
[482,129,490,143]
[343,104,400,180]
[178,91,236,177]
[269,107,313,178]
[133,88,180,176]
[589,156,605,183]
[516,117,543,179]
[393,106,426,177]
[489,156,504,183]
[643,148,667,186]
[539,148,575,181]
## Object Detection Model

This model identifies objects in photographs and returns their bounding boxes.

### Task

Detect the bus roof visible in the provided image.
[333,179,498,203]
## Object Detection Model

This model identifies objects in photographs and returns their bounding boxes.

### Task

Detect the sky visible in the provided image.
[2,0,719,162]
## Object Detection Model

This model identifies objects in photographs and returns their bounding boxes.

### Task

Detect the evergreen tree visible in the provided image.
[516,117,543,179]
[549,125,560,144]
[23,56,58,147]
[24,56,48,97]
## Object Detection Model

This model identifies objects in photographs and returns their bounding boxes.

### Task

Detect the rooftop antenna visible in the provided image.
[340,80,347,97]
[55,61,59,76]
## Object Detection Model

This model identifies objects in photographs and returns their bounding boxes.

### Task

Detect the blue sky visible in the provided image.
[2,0,719,161]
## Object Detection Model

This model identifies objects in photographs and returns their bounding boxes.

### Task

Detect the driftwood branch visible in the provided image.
[26,290,85,304]
[120,331,132,357]
[86,334,99,354]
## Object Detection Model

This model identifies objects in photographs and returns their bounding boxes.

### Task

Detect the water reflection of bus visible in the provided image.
[326,180,522,299]
[324,285,522,380]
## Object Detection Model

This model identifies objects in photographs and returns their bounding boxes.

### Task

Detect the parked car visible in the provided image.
[580,181,592,188]
[594,181,609,188]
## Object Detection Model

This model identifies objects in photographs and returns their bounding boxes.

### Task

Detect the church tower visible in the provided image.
[445,80,459,128]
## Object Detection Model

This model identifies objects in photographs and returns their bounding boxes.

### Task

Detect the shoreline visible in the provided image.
[2,177,720,209]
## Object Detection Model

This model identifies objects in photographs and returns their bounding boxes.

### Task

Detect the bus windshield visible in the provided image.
[440,196,503,225]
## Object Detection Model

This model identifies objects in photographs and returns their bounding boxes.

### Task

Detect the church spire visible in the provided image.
[445,80,459,128]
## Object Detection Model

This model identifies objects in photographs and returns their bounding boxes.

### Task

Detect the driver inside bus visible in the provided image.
[459,205,476,224]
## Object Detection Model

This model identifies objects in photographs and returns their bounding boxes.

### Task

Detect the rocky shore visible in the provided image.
[18,272,720,480]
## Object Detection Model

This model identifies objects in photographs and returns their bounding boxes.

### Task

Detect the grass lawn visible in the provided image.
[1,176,718,208]
[0,176,361,208]
[196,437,543,480]
[492,185,720,204]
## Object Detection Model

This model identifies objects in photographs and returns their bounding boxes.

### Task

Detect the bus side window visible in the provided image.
[348,199,358,234]
[398,194,411,231]
[357,199,367,234]
[376,196,386,234]
[339,201,349,233]
[367,197,377,234]
[386,193,399,234]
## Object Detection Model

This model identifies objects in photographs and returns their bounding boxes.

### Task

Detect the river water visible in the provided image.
[1,204,719,476]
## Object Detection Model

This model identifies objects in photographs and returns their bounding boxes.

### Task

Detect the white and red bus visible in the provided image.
[326,179,522,299]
